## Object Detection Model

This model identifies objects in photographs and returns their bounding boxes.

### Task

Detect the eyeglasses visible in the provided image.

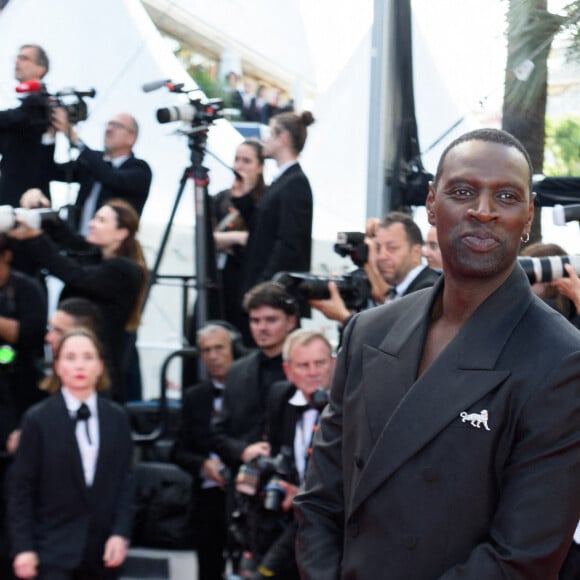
[106,120,135,133]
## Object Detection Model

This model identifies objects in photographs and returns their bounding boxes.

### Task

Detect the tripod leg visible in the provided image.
[143,167,192,307]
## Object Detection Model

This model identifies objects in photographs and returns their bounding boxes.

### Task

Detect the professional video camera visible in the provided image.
[518,255,580,284]
[334,231,368,267]
[156,98,223,126]
[0,205,64,234]
[16,81,96,125]
[273,269,371,311]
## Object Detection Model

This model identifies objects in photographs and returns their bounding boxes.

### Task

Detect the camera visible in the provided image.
[0,205,64,234]
[334,231,368,267]
[49,88,96,124]
[518,255,580,284]
[273,269,371,311]
[156,98,223,125]
[235,446,293,505]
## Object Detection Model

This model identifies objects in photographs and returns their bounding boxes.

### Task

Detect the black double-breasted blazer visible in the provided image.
[295,266,580,579]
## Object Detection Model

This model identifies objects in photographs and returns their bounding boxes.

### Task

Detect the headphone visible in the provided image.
[198,319,247,359]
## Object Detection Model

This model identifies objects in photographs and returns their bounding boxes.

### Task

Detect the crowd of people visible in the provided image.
[1,42,580,580]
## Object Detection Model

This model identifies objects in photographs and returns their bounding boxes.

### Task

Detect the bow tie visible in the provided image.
[74,403,92,444]
[294,404,310,415]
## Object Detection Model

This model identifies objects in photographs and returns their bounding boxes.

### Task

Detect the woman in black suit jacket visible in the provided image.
[232,110,315,297]
[8,328,134,580]
[8,199,147,402]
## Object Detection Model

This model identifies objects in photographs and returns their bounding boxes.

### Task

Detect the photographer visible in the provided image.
[232,330,334,579]
[7,199,147,403]
[0,44,54,208]
[310,212,440,328]
[21,109,152,235]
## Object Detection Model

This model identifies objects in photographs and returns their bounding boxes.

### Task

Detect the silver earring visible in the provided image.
[521,233,530,244]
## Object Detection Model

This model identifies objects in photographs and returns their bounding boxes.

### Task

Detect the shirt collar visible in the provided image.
[61,387,98,415]
[272,160,298,182]
[289,389,309,407]
[394,264,427,297]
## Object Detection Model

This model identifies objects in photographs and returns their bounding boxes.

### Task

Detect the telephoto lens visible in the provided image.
[263,475,286,511]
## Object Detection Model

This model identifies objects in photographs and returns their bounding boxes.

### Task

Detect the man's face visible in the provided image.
[45,310,76,357]
[374,223,422,286]
[104,113,136,156]
[249,305,296,356]
[198,328,234,383]
[283,339,335,400]
[262,121,284,160]
[15,47,46,83]
[426,140,533,281]
[422,227,443,270]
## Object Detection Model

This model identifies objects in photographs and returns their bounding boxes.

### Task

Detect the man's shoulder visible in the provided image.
[405,266,440,294]
[227,349,261,379]
[121,153,152,173]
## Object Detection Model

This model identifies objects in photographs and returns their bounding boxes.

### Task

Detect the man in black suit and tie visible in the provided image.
[171,321,236,580]
[295,128,580,579]
[0,44,54,208]
[21,108,152,234]
[241,329,334,580]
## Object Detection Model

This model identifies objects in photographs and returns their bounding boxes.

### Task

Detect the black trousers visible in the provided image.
[193,486,227,580]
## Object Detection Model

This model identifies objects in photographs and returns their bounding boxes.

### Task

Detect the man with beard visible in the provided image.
[295,128,580,579]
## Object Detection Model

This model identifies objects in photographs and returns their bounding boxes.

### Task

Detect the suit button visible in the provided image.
[349,520,360,538]
[354,455,365,469]
[422,467,438,482]
[403,534,417,549]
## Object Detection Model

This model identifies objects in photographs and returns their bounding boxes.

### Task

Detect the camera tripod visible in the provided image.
[144,122,224,340]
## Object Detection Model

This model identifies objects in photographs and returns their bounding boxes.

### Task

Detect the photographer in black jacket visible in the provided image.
[0,44,54,208]
[233,329,334,579]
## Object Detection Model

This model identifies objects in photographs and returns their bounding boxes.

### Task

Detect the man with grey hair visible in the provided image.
[172,321,237,580]
[237,329,335,579]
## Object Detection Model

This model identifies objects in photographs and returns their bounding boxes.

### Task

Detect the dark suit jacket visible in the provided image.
[50,146,152,228]
[402,265,440,296]
[171,380,218,489]
[233,163,312,294]
[0,97,55,207]
[8,391,134,570]
[213,350,284,467]
[295,266,580,579]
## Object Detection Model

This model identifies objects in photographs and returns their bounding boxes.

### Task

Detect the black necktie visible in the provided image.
[75,403,92,445]
[385,287,398,300]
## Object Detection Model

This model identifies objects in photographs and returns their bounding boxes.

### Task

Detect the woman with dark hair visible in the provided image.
[8,198,147,402]
[212,138,266,343]
[232,111,315,303]
[8,328,133,580]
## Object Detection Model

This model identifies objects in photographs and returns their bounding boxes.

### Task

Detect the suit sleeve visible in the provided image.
[7,411,42,555]
[18,234,141,302]
[294,319,353,579]
[77,148,152,214]
[260,174,312,281]
[212,387,248,468]
[438,352,580,579]
[110,408,135,539]
[171,388,210,477]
